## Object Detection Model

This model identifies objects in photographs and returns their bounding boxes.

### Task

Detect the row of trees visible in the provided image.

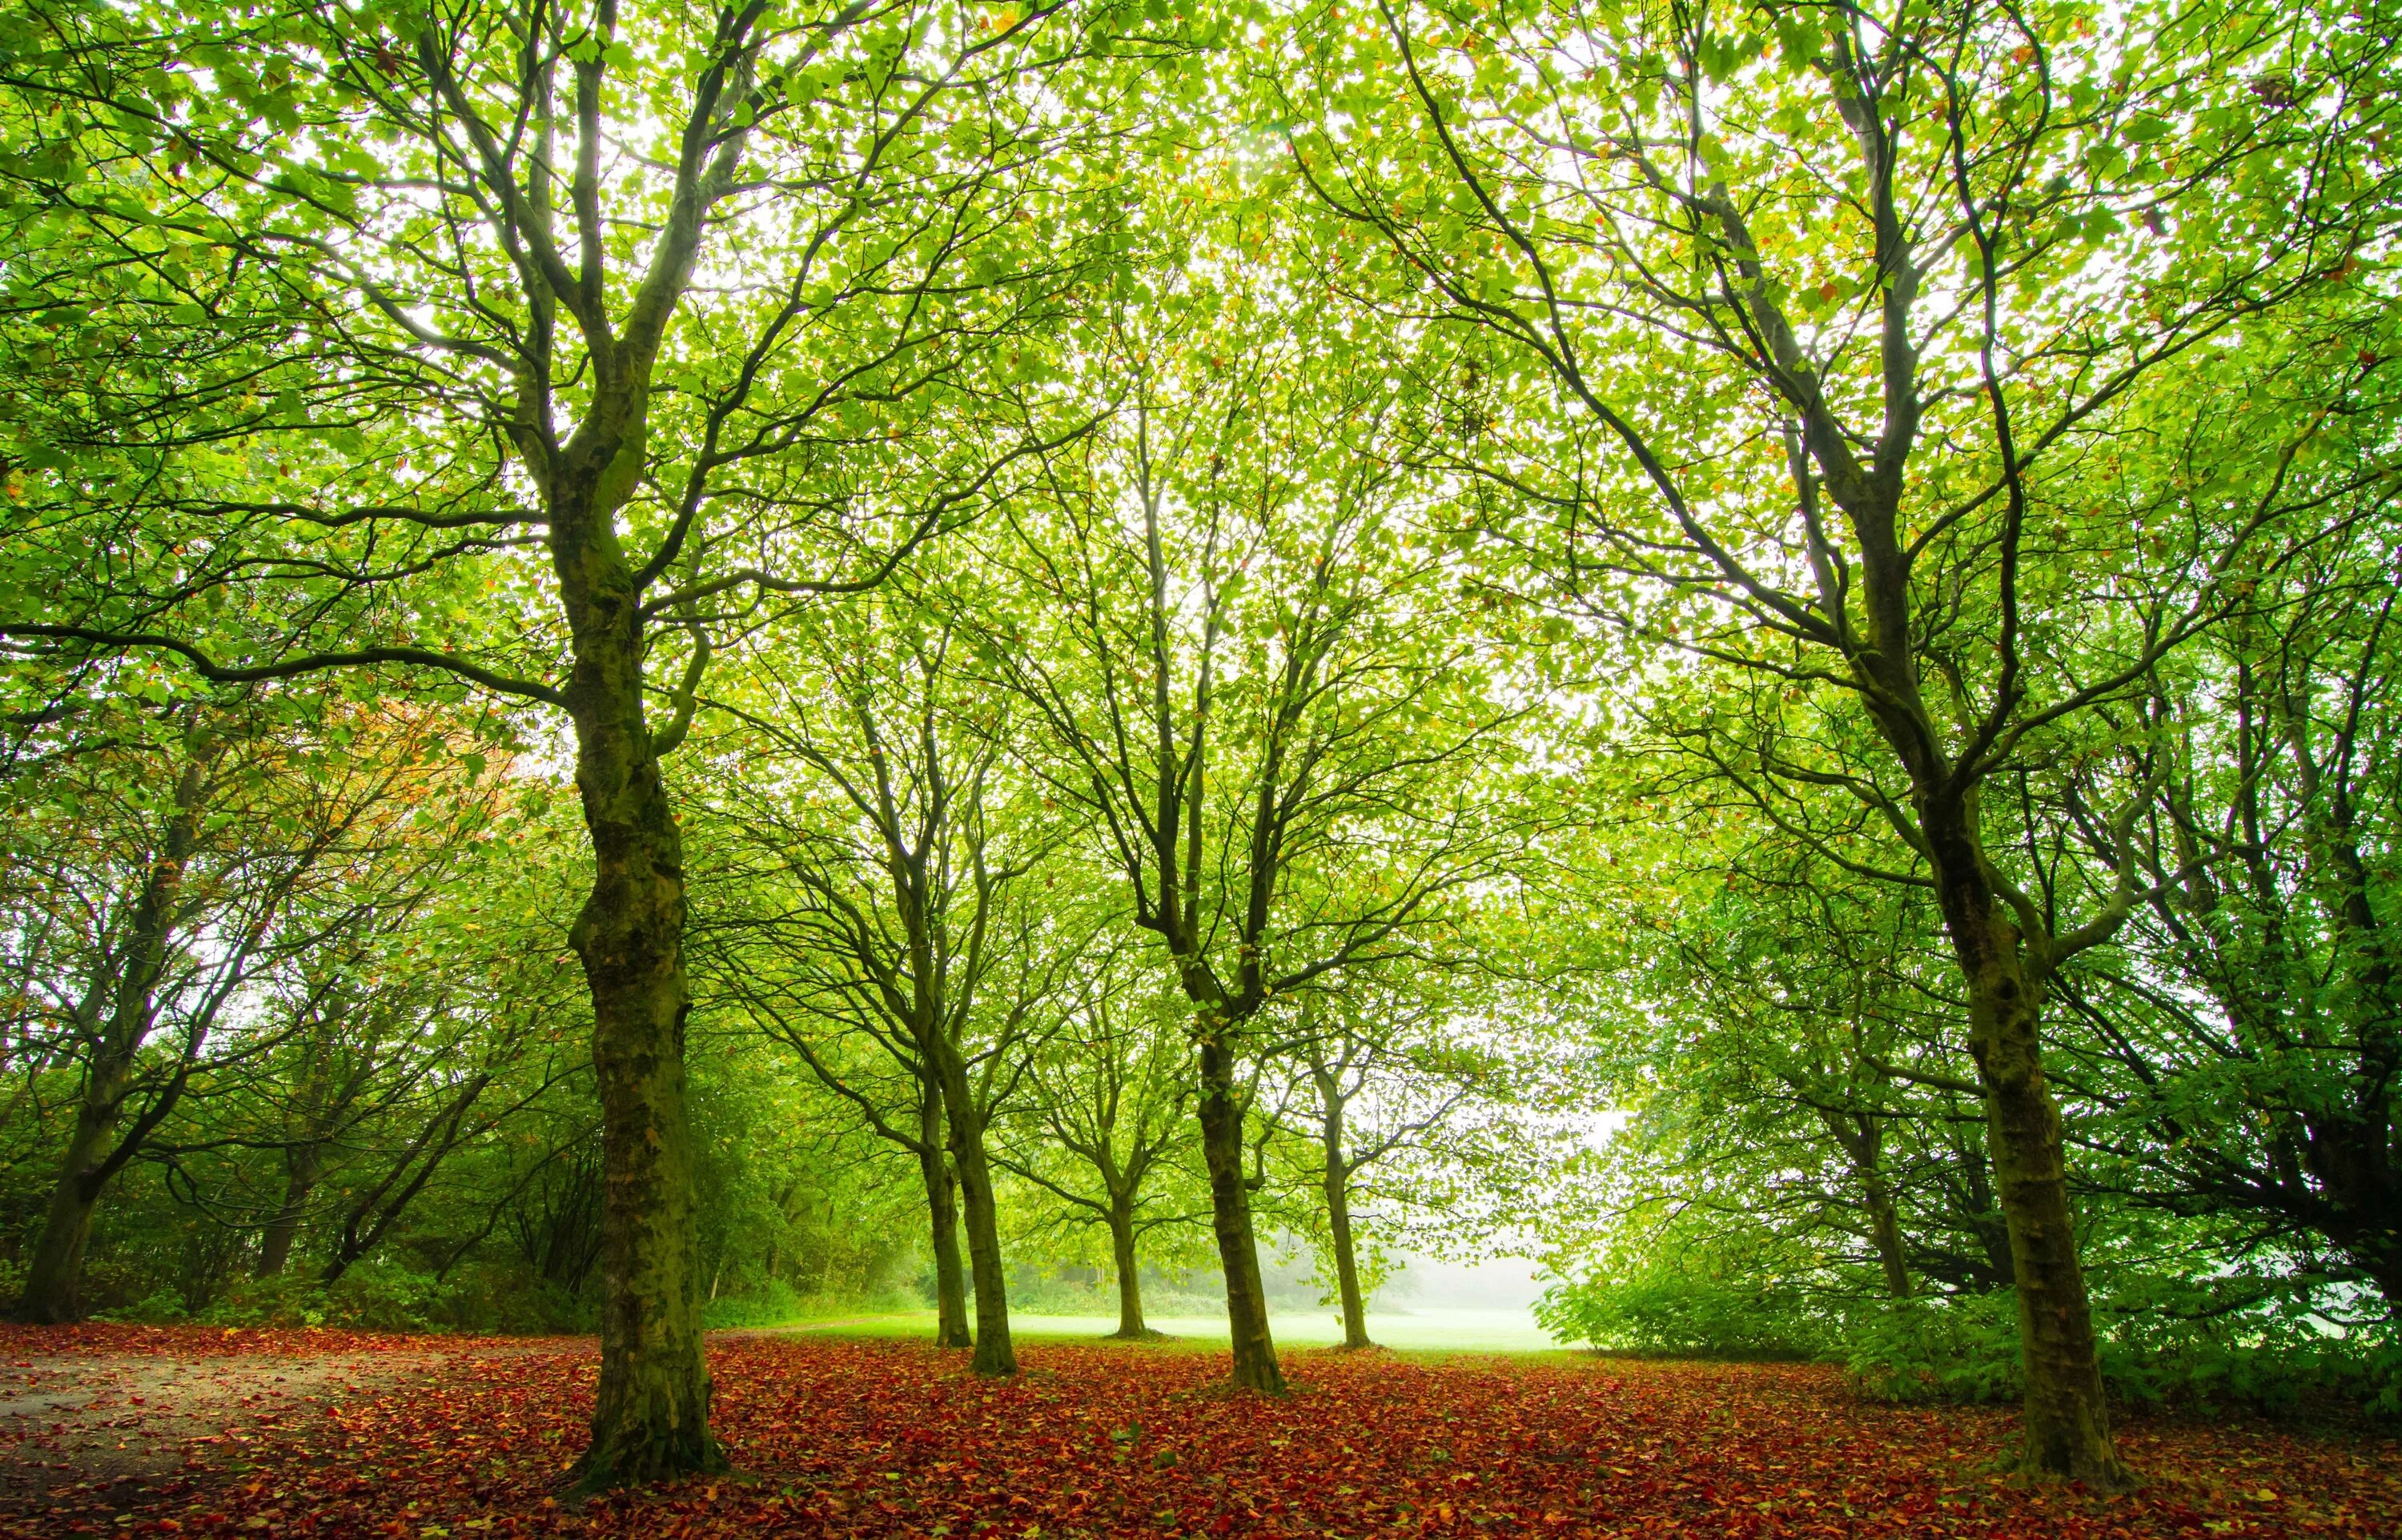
[3,0,2396,1494]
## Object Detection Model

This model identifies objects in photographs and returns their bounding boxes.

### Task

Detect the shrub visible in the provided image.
[1842,1293,2021,1404]
[1535,1269,1829,1359]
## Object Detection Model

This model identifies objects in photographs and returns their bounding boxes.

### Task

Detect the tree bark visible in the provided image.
[1107,1201,1150,1338]
[1850,595,2123,1481]
[556,498,723,1488]
[19,1101,120,1323]
[1861,1164,1912,1301]
[1196,1034,1283,1393]
[1938,868,2127,1487]
[1823,1110,1911,1300]
[918,1090,973,1349]
[255,1143,323,1280]
[928,1040,1013,1375]
[946,1127,1017,1376]
[17,760,203,1323]
[1319,1102,1371,1348]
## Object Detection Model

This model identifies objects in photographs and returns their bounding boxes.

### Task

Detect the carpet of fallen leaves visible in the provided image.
[4,1324,2397,1538]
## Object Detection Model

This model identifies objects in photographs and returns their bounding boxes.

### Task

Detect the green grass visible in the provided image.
[753,1305,1581,1362]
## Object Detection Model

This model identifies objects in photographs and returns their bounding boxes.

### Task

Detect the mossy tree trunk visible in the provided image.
[1195,1029,1283,1393]
[547,393,723,1487]
[1107,1199,1148,1338]
[17,756,206,1324]
[929,1044,1014,1376]
[1917,794,2128,1487]
[918,1083,973,1350]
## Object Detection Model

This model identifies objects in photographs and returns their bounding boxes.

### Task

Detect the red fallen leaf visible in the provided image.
[2,1325,2398,1539]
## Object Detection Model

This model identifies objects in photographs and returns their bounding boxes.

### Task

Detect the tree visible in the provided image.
[0,0,1158,1479]
[3,685,472,1320]
[1286,0,2400,1479]
[1000,946,1202,1339]
[1283,982,1493,1349]
[2060,428,2402,1305]
[984,239,1533,1390]
[691,589,1087,1375]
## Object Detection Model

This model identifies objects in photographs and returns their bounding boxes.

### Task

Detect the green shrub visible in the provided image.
[176,1265,589,1334]
[1545,1264,2400,1420]
[1844,1278,2401,1417]
[1535,1269,1829,1359]
[1842,1293,2021,1404]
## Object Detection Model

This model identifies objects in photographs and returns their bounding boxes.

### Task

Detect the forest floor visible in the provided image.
[2,1323,2395,1538]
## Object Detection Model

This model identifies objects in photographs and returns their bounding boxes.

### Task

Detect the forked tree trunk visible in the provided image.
[1107,1203,1149,1338]
[18,765,203,1324]
[1824,1111,1910,1300]
[928,1043,1013,1375]
[947,1129,1016,1377]
[1196,1034,1283,1393]
[917,1121,972,1348]
[556,508,724,1489]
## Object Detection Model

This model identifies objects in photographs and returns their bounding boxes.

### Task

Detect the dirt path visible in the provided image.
[0,1341,451,1518]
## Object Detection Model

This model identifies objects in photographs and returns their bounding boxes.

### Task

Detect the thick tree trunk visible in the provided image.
[1973,985,2125,1486]
[1937,873,2127,1487]
[948,1131,1016,1377]
[917,1129,973,1348]
[558,528,722,1489]
[18,1103,118,1323]
[1196,1036,1283,1393]
[17,768,201,1324]
[255,1144,323,1280]
[1107,1204,1150,1338]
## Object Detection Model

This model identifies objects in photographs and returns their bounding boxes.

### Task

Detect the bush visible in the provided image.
[1843,1293,2021,1403]
[1544,1264,2402,1420]
[1535,1269,1830,1359]
[1845,1279,2402,1417]
[166,1265,590,1335]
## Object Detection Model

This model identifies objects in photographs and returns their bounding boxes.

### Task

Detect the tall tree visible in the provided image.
[0,0,1156,1478]
[1287,0,2400,1479]
[1000,948,1202,1339]
[986,240,1533,1390]
[692,592,1080,1375]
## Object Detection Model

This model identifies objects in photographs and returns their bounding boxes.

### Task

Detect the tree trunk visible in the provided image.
[926,1059,1015,1376]
[1321,1121,1371,1348]
[918,1137,973,1349]
[17,764,202,1324]
[18,1101,119,1323]
[1196,1035,1283,1393]
[1941,884,2127,1487]
[1107,1202,1150,1339]
[557,522,723,1488]
[255,1143,323,1280]
[1324,1162,1371,1349]
[948,1137,1016,1377]
[1825,1110,1911,1301]
[1860,1165,1912,1301]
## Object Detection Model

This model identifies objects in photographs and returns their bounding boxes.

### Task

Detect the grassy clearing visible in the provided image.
[764,1305,1577,1360]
